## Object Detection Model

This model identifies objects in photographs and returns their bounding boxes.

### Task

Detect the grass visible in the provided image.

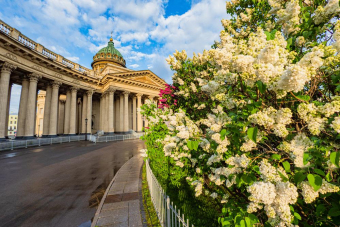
[142,163,162,227]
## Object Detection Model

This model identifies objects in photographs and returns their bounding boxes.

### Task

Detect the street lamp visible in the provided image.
[85,118,88,141]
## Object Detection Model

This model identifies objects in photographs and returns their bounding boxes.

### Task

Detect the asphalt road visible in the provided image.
[0,140,145,227]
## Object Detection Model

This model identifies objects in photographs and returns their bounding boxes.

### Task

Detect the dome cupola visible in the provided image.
[91,37,126,72]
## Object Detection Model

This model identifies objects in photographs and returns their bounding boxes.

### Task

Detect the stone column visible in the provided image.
[81,93,87,134]
[69,87,78,135]
[104,93,108,133]
[136,94,143,132]
[17,76,29,138]
[77,98,82,134]
[0,62,16,140]
[64,89,71,135]
[132,95,137,131]
[42,83,52,137]
[123,91,130,133]
[58,100,66,134]
[99,94,103,131]
[119,93,124,132]
[49,81,61,137]
[108,89,115,134]
[86,91,93,134]
[5,83,12,138]
[24,74,41,138]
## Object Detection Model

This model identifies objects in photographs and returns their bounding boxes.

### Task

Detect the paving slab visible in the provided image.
[92,154,144,227]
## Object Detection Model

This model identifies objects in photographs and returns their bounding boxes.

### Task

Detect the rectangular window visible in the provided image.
[40,108,43,114]
[14,126,16,129]
[10,121,12,124]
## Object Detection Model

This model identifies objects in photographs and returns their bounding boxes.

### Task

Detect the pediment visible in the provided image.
[132,76,159,86]
[107,70,166,88]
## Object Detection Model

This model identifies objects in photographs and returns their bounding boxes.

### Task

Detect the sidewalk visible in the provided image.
[91,154,144,227]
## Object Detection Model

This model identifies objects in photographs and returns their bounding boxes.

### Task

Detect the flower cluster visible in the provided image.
[142,0,340,225]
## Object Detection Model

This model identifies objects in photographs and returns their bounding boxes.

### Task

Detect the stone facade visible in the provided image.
[0,20,165,140]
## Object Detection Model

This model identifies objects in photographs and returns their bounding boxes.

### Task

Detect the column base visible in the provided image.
[67,134,77,136]
[47,135,58,138]
[105,132,115,135]
[16,136,36,140]
[0,137,7,142]
[114,131,133,135]
[41,135,49,138]
[79,133,91,135]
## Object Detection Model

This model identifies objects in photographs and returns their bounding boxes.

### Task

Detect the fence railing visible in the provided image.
[146,159,194,227]
[0,135,86,151]
[0,133,144,151]
[91,133,144,143]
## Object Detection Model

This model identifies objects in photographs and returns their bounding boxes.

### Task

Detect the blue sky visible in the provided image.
[0,0,228,113]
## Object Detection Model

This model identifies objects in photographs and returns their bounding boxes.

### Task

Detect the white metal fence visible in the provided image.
[0,133,144,151]
[90,133,145,143]
[146,159,194,227]
[0,135,86,151]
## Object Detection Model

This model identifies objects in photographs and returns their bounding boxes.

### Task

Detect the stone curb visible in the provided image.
[91,155,141,227]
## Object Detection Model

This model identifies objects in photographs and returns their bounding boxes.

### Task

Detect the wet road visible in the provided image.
[0,140,145,227]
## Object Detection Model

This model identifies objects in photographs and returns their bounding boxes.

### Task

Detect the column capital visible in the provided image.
[28,73,42,82]
[20,75,29,81]
[148,96,155,100]
[77,97,82,104]
[60,100,66,104]
[107,88,116,94]
[86,90,93,96]
[70,86,78,92]
[1,62,17,73]
[123,91,130,96]
[51,81,62,89]
[136,93,143,98]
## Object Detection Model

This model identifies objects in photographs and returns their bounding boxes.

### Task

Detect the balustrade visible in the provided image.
[18,35,37,49]
[62,58,75,68]
[42,48,57,60]
[0,21,11,35]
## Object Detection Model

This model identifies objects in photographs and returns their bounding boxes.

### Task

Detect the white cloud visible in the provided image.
[66,56,80,62]
[129,64,140,68]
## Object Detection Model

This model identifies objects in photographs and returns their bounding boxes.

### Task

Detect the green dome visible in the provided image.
[97,39,123,58]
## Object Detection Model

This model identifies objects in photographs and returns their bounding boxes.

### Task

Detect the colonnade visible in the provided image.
[0,62,157,141]
[99,88,153,134]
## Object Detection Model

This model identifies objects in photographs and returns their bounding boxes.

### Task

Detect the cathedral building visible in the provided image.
[0,19,165,140]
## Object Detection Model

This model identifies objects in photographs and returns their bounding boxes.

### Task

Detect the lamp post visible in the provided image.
[85,118,88,141]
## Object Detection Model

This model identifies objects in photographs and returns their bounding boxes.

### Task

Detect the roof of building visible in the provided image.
[96,38,123,58]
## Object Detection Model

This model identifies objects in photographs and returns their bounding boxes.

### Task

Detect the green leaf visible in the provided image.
[303,153,310,165]
[287,38,293,49]
[316,204,326,215]
[220,129,227,138]
[192,141,199,151]
[187,140,193,150]
[314,168,325,176]
[278,171,289,182]
[330,152,340,167]
[328,207,340,217]
[307,174,322,191]
[326,172,332,182]
[282,161,291,173]
[245,217,251,227]
[294,212,302,220]
[294,172,307,184]
[256,81,266,94]
[271,154,281,160]
[247,127,258,143]
[296,95,310,101]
